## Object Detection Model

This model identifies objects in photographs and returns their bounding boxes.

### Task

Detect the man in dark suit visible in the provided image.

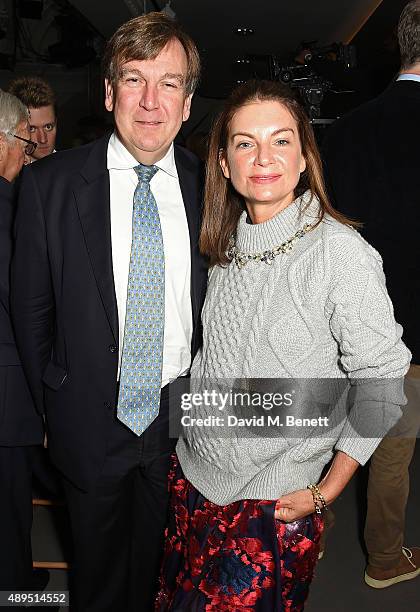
[11,13,207,611]
[0,91,44,592]
[322,0,420,590]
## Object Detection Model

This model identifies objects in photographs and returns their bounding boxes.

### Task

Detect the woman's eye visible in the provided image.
[237,142,252,149]
[45,124,55,132]
[275,139,289,146]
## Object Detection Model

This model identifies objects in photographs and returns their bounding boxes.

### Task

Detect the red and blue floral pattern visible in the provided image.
[155,454,323,611]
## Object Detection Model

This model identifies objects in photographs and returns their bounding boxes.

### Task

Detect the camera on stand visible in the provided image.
[272,42,357,125]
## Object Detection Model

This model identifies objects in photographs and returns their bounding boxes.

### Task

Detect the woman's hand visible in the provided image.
[274,451,360,522]
[274,488,316,522]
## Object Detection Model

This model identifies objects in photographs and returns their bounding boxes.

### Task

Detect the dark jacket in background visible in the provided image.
[0,176,43,446]
[322,80,420,363]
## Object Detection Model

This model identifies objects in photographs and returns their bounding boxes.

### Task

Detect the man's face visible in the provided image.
[28,104,57,160]
[2,121,30,182]
[105,38,192,165]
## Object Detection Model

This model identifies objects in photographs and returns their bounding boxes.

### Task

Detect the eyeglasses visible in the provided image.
[9,133,38,156]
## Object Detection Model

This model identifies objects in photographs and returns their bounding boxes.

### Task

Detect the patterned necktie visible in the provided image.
[117,163,165,435]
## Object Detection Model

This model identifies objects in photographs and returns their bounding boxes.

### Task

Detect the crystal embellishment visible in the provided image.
[228,222,315,269]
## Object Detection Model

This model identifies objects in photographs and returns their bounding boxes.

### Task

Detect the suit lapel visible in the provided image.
[73,134,118,343]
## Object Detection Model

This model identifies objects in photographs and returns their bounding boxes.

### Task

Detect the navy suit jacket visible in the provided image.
[0,177,43,446]
[322,80,420,362]
[11,134,207,489]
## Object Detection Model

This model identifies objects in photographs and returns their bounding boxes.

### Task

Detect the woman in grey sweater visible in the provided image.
[156,81,411,611]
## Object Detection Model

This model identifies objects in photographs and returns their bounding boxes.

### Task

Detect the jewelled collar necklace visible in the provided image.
[228,223,315,269]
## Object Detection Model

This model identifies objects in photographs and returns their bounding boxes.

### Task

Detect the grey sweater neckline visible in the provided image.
[236,190,321,254]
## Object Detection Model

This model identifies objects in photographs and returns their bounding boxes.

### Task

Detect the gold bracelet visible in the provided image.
[311,483,328,510]
[307,484,323,515]
[307,483,328,514]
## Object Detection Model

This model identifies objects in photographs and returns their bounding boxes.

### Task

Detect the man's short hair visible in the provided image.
[398,0,420,69]
[102,12,200,95]
[0,89,29,140]
[7,76,56,113]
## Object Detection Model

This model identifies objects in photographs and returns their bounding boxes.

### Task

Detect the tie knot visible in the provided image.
[134,163,159,184]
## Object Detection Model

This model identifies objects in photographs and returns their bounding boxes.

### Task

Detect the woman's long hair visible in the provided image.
[200,79,357,266]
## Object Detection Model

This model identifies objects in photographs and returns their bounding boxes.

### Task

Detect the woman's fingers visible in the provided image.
[276,496,293,508]
[275,489,315,521]
[275,505,295,521]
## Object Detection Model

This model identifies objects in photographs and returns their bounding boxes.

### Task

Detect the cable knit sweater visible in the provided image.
[176,191,411,505]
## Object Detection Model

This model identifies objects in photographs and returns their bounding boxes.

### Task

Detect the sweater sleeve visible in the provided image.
[326,233,411,465]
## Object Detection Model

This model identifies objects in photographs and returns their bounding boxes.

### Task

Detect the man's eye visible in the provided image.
[29,126,35,132]
[124,77,140,86]
[275,139,289,145]
[44,124,55,132]
[237,142,252,149]
[164,82,177,88]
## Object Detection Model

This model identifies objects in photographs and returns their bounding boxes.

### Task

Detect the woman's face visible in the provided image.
[220,100,306,223]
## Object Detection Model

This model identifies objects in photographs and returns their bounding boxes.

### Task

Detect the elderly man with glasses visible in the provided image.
[0,106,36,179]
[0,90,45,594]
[9,132,37,158]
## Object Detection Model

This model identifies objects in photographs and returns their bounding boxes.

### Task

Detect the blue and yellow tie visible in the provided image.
[117,163,165,435]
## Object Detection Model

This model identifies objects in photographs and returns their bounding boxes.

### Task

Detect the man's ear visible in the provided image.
[104,79,114,112]
[219,150,230,179]
[182,94,193,122]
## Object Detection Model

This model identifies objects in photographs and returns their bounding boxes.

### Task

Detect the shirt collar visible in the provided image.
[107,131,178,178]
[397,73,420,84]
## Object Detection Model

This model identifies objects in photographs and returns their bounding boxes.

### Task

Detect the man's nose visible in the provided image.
[140,83,159,111]
[35,128,48,144]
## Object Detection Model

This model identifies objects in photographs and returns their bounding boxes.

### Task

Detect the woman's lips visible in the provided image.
[249,174,282,184]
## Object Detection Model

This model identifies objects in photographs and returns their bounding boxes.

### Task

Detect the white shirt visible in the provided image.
[107,133,192,386]
[397,73,420,83]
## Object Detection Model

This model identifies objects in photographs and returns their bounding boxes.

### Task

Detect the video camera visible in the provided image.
[273,42,357,120]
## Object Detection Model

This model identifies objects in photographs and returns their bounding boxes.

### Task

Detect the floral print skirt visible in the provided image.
[155,453,323,611]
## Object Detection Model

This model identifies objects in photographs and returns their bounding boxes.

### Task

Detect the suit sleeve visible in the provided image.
[0,180,13,317]
[10,166,54,414]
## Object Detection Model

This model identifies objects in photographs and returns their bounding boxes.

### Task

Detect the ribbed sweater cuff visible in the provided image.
[334,399,402,464]
[334,436,382,466]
